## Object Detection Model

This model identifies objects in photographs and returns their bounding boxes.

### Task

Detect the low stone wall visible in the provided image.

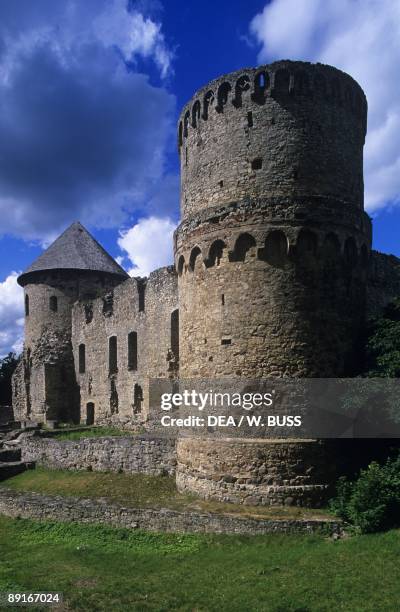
[176,438,336,507]
[19,434,176,476]
[0,488,342,535]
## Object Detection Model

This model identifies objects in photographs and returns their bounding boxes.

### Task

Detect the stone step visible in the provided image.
[0,448,21,462]
[0,461,35,481]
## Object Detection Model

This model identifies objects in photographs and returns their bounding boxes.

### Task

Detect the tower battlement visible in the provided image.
[178,60,367,218]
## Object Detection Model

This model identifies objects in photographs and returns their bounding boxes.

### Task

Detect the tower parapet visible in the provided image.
[178,60,367,218]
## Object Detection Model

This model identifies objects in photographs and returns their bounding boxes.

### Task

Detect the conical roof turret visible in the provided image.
[18,221,128,285]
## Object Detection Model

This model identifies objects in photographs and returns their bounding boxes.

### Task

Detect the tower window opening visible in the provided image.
[219,180,224,188]
[138,280,146,312]
[133,383,143,414]
[86,402,95,425]
[259,73,266,87]
[49,296,58,312]
[25,294,29,316]
[110,379,118,414]
[221,294,225,306]
[109,336,118,374]
[78,343,86,374]
[128,331,138,371]
[251,158,263,170]
[221,338,232,346]
[247,111,253,127]
[171,309,179,361]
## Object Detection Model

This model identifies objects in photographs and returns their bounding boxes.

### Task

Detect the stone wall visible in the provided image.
[13,270,123,423]
[19,434,176,476]
[0,488,342,535]
[173,60,371,506]
[176,438,336,507]
[72,266,178,425]
[175,202,370,379]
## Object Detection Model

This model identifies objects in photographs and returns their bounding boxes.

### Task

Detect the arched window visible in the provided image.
[109,336,118,374]
[206,240,226,268]
[263,231,288,267]
[230,233,256,262]
[128,331,138,371]
[78,344,86,374]
[25,294,29,316]
[177,255,185,275]
[189,247,202,271]
[49,296,58,312]
[344,237,358,268]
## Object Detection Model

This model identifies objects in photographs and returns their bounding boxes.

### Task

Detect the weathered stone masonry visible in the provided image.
[19,434,176,476]
[11,59,400,508]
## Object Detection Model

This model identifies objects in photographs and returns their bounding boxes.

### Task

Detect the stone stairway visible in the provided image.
[0,421,36,481]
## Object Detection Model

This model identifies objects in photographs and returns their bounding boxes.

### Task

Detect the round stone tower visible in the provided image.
[14,222,128,424]
[174,60,371,506]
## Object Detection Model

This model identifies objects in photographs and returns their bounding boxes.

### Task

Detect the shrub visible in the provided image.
[330,454,400,533]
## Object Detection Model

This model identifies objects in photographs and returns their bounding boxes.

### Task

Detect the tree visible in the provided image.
[364,298,400,377]
[0,352,19,405]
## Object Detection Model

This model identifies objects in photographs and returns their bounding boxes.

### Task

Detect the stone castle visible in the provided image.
[12,60,400,506]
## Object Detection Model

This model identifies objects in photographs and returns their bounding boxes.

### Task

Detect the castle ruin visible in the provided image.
[12,60,400,506]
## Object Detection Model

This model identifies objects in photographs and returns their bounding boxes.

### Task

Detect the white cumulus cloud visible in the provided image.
[250,0,400,212]
[94,0,173,78]
[118,216,176,277]
[0,271,24,357]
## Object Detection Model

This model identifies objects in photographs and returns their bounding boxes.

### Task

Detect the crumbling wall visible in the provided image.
[13,270,122,423]
[71,267,178,425]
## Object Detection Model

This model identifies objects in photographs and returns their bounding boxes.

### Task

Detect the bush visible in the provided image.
[330,454,400,533]
[0,352,19,405]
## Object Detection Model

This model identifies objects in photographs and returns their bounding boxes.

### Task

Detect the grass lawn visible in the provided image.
[47,427,134,441]
[0,516,399,611]
[0,468,333,521]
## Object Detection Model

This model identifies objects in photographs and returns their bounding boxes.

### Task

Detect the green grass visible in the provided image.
[0,468,333,521]
[0,516,400,611]
[49,427,133,441]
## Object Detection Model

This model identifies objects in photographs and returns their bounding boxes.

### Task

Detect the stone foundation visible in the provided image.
[176,438,336,506]
[0,488,342,535]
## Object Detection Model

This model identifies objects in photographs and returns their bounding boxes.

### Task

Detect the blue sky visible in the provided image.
[0,0,399,356]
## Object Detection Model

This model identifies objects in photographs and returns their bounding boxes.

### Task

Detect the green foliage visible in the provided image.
[330,454,400,533]
[0,351,18,405]
[364,297,400,377]
[52,426,131,440]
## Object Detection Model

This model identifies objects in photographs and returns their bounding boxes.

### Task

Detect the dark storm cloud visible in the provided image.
[0,0,176,242]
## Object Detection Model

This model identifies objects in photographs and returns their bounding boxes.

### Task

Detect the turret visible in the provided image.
[175,60,370,379]
[174,60,371,506]
[13,222,128,424]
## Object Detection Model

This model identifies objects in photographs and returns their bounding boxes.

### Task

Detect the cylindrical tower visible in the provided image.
[13,222,128,424]
[174,60,370,506]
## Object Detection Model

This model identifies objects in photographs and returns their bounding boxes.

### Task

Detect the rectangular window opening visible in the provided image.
[128,331,138,371]
[109,336,118,374]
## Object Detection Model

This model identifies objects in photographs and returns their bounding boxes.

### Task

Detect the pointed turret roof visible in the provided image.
[18,222,128,285]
